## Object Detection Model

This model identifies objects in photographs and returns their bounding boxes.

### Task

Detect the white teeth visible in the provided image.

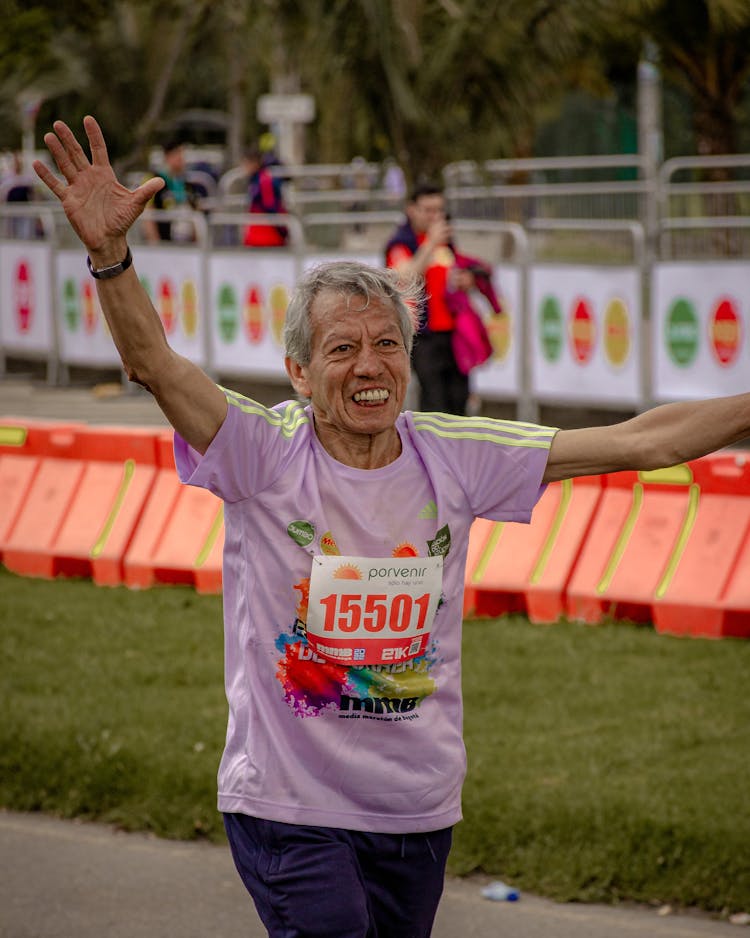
[353,389,389,402]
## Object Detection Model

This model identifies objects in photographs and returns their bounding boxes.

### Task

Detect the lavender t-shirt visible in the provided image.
[175,388,556,833]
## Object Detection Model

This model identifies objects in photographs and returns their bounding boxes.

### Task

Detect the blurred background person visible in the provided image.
[385,183,499,415]
[242,145,289,248]
[1,152,40,239]
[143,139,201,243]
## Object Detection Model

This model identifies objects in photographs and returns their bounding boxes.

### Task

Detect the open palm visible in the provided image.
[34,115,164,252]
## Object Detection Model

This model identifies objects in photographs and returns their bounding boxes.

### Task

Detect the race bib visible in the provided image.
[306,555,443,665]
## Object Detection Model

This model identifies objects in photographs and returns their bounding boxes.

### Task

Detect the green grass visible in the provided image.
[458,616,750,912]
[0,568,227,841]
[2,566,749,912]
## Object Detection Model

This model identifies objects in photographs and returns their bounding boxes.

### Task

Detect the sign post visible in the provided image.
[256,94,315,165]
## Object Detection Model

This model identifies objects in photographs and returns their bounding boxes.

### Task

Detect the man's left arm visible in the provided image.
[543,392,750,483]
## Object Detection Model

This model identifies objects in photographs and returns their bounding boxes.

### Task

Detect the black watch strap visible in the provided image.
[87,246,133,280]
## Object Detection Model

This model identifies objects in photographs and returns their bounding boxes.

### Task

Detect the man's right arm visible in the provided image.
[34,116,226,454]
[88,242,226,454]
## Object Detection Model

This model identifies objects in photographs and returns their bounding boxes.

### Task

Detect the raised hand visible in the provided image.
[33,115,164,258]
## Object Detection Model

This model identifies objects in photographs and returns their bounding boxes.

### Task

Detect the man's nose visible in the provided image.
[353,344,382,374]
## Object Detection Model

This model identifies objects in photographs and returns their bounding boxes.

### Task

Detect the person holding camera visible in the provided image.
[385,183,498,414]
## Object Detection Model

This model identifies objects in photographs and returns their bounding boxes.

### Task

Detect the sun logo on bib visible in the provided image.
[332,563,362,580]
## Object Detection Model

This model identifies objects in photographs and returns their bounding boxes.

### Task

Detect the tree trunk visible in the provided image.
[117,3,206,174]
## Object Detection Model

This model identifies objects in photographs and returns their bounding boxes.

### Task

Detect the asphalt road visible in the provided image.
[0,811,742,938]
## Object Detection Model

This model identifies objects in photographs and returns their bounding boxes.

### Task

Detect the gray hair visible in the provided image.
[283,260,422,365]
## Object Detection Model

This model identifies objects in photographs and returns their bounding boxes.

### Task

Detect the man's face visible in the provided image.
[406,193,446,234]
[286,289,410,442]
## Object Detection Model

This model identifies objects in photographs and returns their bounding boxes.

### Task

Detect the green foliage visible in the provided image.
[2,567,750,911]
[4,0,750,173]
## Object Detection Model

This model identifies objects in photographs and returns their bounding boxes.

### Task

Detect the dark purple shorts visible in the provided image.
[223,813,453,938]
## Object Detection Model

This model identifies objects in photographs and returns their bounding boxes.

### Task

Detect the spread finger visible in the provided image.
[83,116,110,168]
[43,132,78,184]
[53,120,91,173]
[33,158,65,200]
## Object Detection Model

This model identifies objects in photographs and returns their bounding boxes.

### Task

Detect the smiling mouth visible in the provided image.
[353,389,390,404]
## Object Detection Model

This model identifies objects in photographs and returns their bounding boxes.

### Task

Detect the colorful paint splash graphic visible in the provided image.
[275,632,439,718]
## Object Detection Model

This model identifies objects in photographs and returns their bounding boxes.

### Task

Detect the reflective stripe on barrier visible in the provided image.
[565,466,699,624]
[464,475,603,622]
[651,453,750,638]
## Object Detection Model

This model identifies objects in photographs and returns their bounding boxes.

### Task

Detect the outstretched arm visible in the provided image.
[34,116,226,454]
[543,393,750,483]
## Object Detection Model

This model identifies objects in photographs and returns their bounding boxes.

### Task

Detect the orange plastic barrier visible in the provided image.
[1,421,159,584]
[464,475,603,622]
[3,412,749,639]
[0,454,39,553]
[1,418,83,563]
[651,453,750,638]
[565,466,699,624]
[122,432,223,592]
[564,458,750,634]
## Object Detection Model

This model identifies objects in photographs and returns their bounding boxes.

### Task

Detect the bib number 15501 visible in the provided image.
[319,592,431,634]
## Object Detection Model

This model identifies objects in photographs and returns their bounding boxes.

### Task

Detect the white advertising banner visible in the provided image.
[55,249,120,366]
[652,262,750,401]
[133,248,207,366]
[0,241,54,355]
[54,247,209,368]
[471,265,521,400]
[530,265,642,405]
[208,251,299,378]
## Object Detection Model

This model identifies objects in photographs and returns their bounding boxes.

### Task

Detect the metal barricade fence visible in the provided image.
[302,211,401,254]
[444,181,650,227]
[658,155,750,258]
[446,220,533,420]
[0,198,747,414]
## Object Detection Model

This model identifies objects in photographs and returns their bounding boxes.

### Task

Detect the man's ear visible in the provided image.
[285,357,312,398]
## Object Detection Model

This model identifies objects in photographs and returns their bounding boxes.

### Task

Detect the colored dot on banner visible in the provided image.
[665,298,699,368]
[158,279,176,335]
[244,284,264,344]
[217,283,238,343]
[709,297,741,367]
[82,280,98,335]
[181,280,199,338]
[14,260,33,334]
[603,298,630,367]
[487,310,512,361]
[63,278,79,333]
[270,284,289,347]
[539,295,563,363]
[568,297,595,365]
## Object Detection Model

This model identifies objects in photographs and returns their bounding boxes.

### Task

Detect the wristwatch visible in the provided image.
[86,246,133,280]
